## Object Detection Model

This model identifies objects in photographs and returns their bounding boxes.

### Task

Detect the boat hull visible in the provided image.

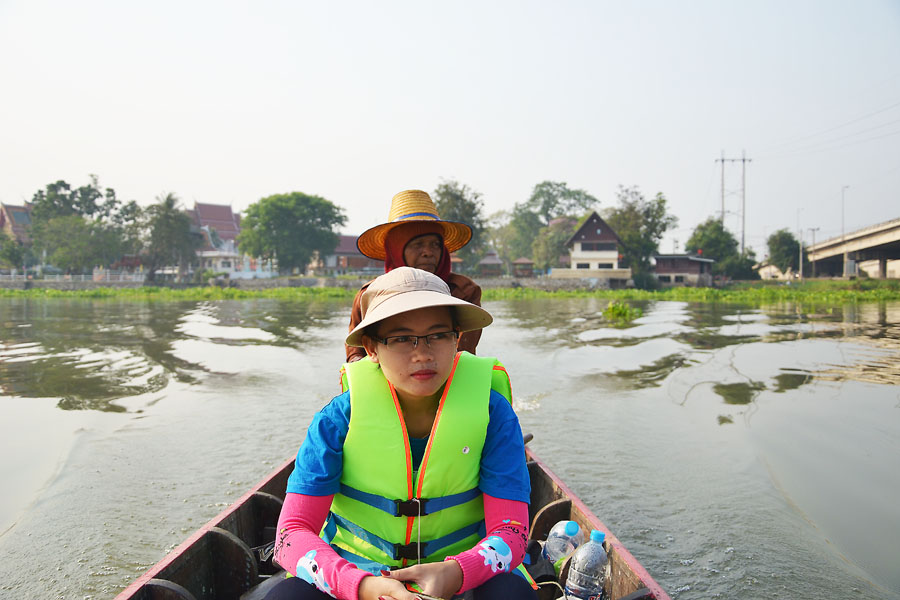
[116,449,670,600]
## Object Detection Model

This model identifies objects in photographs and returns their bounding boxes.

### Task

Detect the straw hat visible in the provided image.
[356,190,473,260]
[346,267,492,347]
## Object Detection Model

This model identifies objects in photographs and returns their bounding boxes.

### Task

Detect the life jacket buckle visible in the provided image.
[393,541,423,560]
[394,497,427,517]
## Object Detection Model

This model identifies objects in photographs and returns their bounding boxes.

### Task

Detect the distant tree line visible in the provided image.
[1,177,348,281]
[3,174,810,288]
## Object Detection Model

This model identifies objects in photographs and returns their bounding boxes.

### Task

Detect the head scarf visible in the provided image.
[383,221,451,283]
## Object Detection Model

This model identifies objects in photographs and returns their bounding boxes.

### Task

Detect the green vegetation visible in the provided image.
[4,278,898,305]
[686,217,757,280]
[0,285,353,301]
[602,299,643,324]
[433,180,488,271]
[237,192,347,275]
[606,185,679,287]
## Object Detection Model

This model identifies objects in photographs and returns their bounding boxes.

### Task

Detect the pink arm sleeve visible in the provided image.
[446,494,531,593]
[274,492,370,600]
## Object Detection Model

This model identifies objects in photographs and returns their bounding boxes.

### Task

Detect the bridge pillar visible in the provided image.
[879,257,887,279]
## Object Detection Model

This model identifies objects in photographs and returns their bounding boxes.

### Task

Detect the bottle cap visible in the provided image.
[564,521,579,536]
[590,529,605,544]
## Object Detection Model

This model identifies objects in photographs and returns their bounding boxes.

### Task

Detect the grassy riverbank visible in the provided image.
[486,278,900,304]
[2,278,899,304]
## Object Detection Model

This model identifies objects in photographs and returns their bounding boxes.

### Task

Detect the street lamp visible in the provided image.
[841,185,849,276]
[808,227,820,278]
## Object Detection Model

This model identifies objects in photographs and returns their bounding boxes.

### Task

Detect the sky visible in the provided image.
[1,0,899,259]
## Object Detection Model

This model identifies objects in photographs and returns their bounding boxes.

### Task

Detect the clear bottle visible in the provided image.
[564,529,609,600]
[541,520,584,565]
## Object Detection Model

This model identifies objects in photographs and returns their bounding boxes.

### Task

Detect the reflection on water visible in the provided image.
[1,296,899,599]
[0,298,346,411]
[498,298,900,395]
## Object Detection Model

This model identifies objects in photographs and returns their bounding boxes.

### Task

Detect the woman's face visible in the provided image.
[403,234,443,273]
[362,306,457,406]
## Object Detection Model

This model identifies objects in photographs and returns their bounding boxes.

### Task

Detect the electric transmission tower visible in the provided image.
[714,150,752,255]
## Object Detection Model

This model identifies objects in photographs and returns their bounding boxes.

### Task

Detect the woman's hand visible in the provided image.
[357,573,419,600]
[382,560,463,600]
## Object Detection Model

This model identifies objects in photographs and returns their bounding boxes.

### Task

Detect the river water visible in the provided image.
[0,296,898,599]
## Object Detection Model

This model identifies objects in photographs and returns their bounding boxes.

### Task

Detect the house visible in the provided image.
[754,262,790,280]
[189,202,275,279]
[0,203,33,244]
[477,250,503,277]
[512,257,535,277]
[189,202,241,244]
[309,234,383,275]
[653,254,715,286]
[552,211,631,286]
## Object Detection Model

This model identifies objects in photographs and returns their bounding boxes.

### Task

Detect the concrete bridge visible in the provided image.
[808,217,900,278]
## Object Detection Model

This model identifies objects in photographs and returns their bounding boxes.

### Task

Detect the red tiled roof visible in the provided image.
[1,203,33,243]
[193,202,240,241]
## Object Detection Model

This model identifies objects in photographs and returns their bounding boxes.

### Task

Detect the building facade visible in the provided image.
[653,254,714,286]
[552,211,631,286]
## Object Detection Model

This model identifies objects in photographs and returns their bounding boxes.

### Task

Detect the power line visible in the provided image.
[760,98,900,153]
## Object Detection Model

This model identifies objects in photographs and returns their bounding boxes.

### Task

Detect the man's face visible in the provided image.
[403,234,443,273]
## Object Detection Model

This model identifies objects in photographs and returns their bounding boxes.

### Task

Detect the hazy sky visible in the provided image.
[2,0,899,258]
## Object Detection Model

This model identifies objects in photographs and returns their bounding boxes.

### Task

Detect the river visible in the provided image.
[0,295,898,599]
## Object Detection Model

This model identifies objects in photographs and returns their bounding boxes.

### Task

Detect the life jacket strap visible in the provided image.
[339,483,481,517]
[329,512,485,561]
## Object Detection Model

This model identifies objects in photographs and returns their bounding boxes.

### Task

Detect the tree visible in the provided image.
[142,193,202,282]
[488,209,543,268]
[525,181,599,226]
[30,175,117,222]
[237,192,346,275]
[39,215,98,273]
[686,217,759,280]
[29,176,140,272]
[605,185,678,285]
[0,230,24,269]
[432,180,487,271]
[532,218,578,272]
[766,229,801,274]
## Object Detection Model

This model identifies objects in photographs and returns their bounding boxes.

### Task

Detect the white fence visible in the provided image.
[0,271,146,283]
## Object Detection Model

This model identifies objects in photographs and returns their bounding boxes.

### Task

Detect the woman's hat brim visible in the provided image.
[357,220,472,261]
[346,289,492,347]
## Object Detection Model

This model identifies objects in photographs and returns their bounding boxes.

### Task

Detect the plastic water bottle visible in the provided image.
[564,529,609,600]
[541,520,584,564]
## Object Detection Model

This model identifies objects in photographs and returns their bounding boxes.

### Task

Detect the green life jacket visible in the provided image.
[327,351,512,572]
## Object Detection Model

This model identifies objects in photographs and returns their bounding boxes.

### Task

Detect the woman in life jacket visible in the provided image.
[345,189,483,364]
[269,267,536,600]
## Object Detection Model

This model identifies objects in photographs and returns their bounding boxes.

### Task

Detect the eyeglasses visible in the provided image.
[375,331,459,352]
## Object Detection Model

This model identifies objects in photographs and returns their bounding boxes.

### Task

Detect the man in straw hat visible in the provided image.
[346,190,483,363]
[270,267,536,600]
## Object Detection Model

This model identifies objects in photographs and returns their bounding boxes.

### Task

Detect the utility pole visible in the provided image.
[718,151,725,223]
[714,151,753,254]
[841,185,849,277]
[797,208,803,282]
[808,227,820,278]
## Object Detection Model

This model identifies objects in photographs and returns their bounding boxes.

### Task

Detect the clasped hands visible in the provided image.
[358,559,463,600]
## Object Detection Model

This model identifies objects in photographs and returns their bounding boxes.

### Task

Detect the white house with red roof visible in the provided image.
[189,202,275,279]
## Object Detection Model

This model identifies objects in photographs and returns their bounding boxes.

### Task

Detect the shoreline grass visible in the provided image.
[1,278,899,305]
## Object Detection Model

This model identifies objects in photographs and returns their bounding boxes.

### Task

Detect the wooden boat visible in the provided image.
[117,445,671,600]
